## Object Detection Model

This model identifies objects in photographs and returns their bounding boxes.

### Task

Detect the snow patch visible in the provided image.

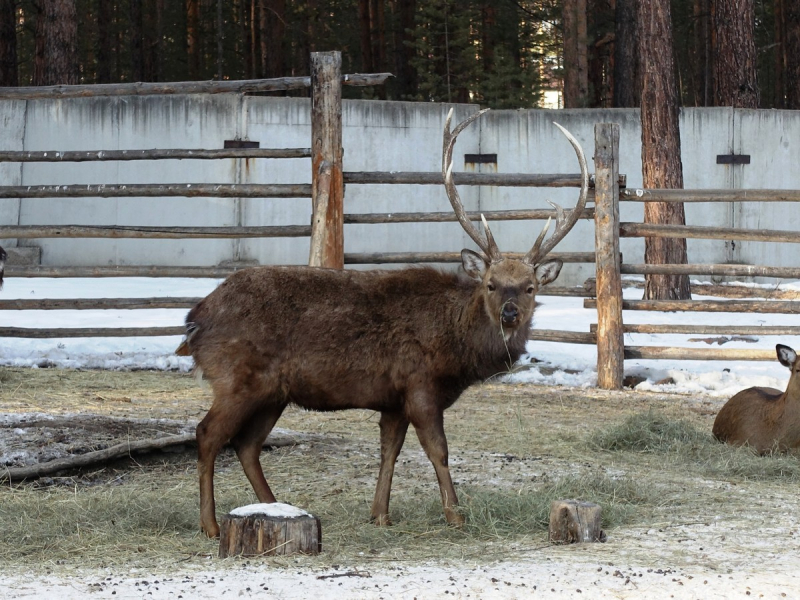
[229,502,312,518]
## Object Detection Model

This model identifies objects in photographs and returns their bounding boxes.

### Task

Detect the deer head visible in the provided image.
[442,108,589,332]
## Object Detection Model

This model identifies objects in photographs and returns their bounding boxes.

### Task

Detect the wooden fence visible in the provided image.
[3,71,798,390]
[577,123,800,389]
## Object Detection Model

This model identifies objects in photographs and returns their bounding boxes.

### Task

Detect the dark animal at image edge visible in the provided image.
[713,344,800,454]
[176,109,589,538]
[0,245,6,288]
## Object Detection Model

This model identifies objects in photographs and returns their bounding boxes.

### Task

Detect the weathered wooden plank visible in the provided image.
[5,266,242,278]
[309,52,344,269]
[0,326,186,338]
[528,329,596,344]
[0,148,311,162]
[621,263,800,278]
[620,222,800,243]
[0,297,199,310]
[0,73,392,99]
[0,225,311,239]
[591,323,800,335]
[343,171,627,188]
[621,189,800,202]
[624,346,778,360]
[343,208,595,224]
[593,123,624,390]
[0,183,312,199]
[345,251,596,264]
[584,298,800,313]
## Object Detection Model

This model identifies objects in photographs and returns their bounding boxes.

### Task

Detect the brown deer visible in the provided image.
[712,344,800,454]
[176,109,589,538]
[0,245,5,288]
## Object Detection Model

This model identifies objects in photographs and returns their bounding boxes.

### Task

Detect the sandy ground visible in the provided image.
[3,554,797,599]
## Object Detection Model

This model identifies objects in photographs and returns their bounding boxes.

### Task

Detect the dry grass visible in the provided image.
[2,369,800,576]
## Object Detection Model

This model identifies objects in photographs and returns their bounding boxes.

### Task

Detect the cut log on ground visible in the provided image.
[549,499,606,543]
[218,503,322,558]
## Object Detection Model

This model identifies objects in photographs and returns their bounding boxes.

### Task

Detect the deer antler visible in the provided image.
[523,122,589,266]
[442,107,500,262]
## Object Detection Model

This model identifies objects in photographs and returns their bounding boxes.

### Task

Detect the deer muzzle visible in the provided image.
[501,302,519,325]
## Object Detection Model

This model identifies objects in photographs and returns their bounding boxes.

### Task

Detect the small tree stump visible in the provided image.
[549,499,606,544]
[218,503,322,558]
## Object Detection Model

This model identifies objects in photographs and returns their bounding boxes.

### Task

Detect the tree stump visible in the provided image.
[548,499,606,544]
[218,503,322,558]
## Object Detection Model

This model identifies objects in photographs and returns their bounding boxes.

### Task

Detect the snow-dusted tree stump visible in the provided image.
[218,503,322,558]
[548,499,606,544]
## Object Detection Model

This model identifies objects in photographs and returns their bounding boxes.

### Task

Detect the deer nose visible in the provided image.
[502,304,519,323]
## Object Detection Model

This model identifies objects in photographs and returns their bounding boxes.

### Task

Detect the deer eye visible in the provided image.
[526,285,535,295]
[487,283,496,292]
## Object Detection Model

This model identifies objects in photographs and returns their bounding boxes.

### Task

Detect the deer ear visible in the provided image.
[535,259,563,286]
[461,249,488,280]
[777,344,797,368]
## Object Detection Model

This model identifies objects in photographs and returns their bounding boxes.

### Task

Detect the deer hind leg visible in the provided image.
[408,403,464,526]
[370,411,410,526]
[231,403,286,504]
[196,400,261,538]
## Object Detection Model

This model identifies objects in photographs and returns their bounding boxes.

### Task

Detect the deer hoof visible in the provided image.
[371,513,392,526]
[201,522,221,538]
[446,512,466,527]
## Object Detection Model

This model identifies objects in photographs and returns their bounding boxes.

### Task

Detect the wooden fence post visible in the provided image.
[308,51,344,268]
[594,123,624,389]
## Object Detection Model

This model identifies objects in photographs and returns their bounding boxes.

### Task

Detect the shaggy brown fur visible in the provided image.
[713,344,800,454]
[178,252,562,537]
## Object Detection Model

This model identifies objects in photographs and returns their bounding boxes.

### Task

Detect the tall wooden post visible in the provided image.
[594,123,624,389]
[308,51,344,268]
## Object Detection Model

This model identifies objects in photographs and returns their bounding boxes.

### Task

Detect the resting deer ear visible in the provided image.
[535,259,563,286]
[777,344,797,369]
[461,249,489,280]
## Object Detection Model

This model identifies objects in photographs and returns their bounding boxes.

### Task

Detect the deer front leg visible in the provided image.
[408,400,464,526]
[371,411,410,526]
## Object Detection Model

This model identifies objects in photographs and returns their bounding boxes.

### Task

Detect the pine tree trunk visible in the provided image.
[691,0,711,106]
[33,0,79,86]
[785,0,800,108]
[614,0,638,107]
[639,0,691,300]
[130,0,144,82]
[563,0,589,107]
[712,0,759,107]
[394,0,416,98]
[0,0,17,86]
[187,0,201,80]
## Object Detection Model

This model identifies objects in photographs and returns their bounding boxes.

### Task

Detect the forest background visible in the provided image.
[0,0,796,111]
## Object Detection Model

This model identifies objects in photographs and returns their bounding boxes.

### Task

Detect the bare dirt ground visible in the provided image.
[1,367,800,599]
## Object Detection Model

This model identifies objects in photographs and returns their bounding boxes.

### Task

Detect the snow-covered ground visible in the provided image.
[1,276,798,397]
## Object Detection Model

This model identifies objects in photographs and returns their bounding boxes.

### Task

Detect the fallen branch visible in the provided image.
[316,570,372,580]
[1,433,196,481]
[1,430,318,482]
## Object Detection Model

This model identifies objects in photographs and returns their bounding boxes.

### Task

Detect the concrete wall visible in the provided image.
[0,97,797,286]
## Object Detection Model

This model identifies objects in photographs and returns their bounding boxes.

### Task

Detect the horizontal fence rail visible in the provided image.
[0,148,311,162]
[591,324,800,335]
[620,222,800,243]
[0,225,312,239]
[0,183,312,199]
[585,299,800,314]
[620,189,800,202]
[0,326,186,338]
[624,347,778,361]
[621,264,800,278]
[0,73,393,99]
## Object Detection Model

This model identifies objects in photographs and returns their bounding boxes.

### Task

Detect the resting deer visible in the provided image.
[712,344,800,454]
[176,109,589,537]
